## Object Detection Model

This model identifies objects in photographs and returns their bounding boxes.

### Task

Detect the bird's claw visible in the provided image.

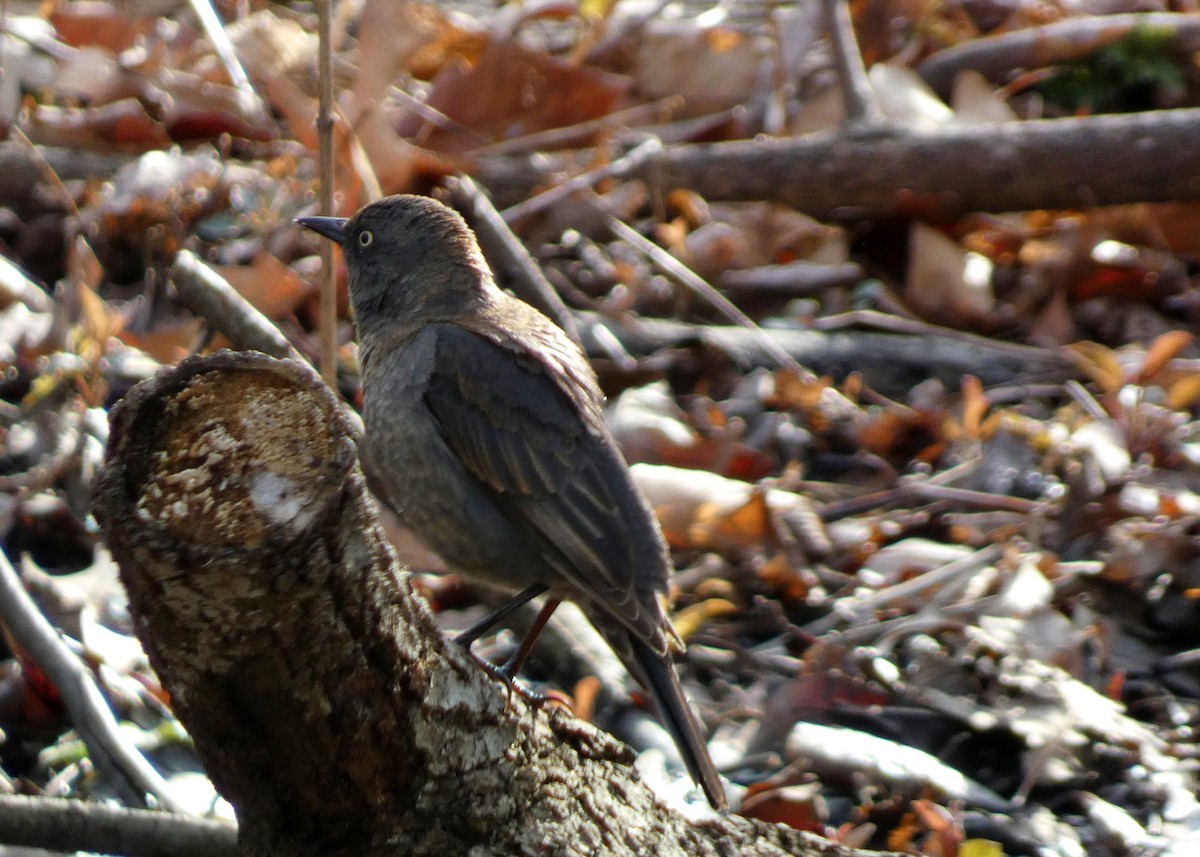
[463,649,573,713]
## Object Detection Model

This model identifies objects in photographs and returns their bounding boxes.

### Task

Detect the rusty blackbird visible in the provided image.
[298,195,725,809]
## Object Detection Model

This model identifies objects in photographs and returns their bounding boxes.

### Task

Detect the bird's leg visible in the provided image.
[500,597,560,678]
[490,597,569,709]
[454,583,547,647]
[454,583,554,705]
[457,590,568,710]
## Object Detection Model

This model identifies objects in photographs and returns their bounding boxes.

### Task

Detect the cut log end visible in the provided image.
[133,368,337,545]
[100,351,352,553]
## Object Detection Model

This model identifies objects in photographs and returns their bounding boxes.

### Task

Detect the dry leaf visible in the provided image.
[1165,374,1200,411]
[631,18,769,114]
[214,251,316,319]
[50,2,157,52]
[739,784,826,833]
[960,375,987,439]
[23,100,172,150]
[1136,330,1194,385]
[671,598,737,641]
[907,222,995,325]
[690,487,772,550]
[1065,341,1124,393]
[118,318,204,364]
[398,39,631,153]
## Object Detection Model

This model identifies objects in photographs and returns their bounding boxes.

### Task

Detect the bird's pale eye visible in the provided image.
[358,230,374,247]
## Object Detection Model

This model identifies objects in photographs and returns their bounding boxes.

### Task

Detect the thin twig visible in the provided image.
[804,544,1004,636]
[445,175,581,345]
[600,210,802,372]
[316,0,337,386]
[812,309,1059,362]
[821,0,884,125]
[1065,379,1113,423]
[0,551,184,812]
[500,136,663,225]
[186,0,266,122]
[470,96,684,158]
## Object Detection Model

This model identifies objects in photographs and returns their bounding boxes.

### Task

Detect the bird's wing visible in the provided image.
[423,323,669,644]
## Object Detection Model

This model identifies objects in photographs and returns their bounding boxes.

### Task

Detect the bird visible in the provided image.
[297,194,725,810]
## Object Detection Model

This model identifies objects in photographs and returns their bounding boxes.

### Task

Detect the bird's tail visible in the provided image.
[625,632,727,810]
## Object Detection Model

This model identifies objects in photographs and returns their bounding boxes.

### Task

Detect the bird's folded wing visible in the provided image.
[423,324,659,630]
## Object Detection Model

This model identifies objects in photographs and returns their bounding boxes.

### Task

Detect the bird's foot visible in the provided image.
[468,650,543,705]
[463,649,572,712]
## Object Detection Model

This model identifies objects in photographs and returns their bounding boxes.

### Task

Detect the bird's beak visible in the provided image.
[296,216,348,245]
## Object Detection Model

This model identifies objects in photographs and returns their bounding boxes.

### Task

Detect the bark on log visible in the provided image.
[92,351,892,857]
[473,109,1200,220]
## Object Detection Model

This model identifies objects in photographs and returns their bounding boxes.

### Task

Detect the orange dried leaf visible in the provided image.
[1137,330,1194,385]
[769,369,830,411]
[671,598,737,641]
[1064,340,1124,393]
[689,487,771,548]
[667,189,711,227]
[572,675,600,723]
[76,283,121,348]
[215,252,315,319]
[398,39,630,154]
[756,552,810,602]
[1165,373,1200,411]
[739,784,825,832]
[118,319,204,364]
[50,2,156,51]
[960,375,986,439]
[704,28,745,53]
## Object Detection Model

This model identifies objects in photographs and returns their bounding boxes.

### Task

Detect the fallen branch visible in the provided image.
[917,13,1200,97]
[476,108,1200,220]
[577,312,1071,392]
[0,794,237,857]
[168,251,299,361]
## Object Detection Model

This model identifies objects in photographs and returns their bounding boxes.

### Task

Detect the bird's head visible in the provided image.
[298,194,494,337]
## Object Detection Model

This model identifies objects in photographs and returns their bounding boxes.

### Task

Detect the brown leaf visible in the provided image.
[740,784,826,833]
[1065,340,1125,393]
[214,252,316,320]
[690,486,772,549]
[1165,373,1200,411]
[118,319,203,364]
[23,100,171,150]
[397,39,630,153]
[353,0,479,106]
[1136,330,1194,385]
[50,2,157,52]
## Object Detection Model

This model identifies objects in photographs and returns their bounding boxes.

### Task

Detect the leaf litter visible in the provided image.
[0,0,1198,853]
